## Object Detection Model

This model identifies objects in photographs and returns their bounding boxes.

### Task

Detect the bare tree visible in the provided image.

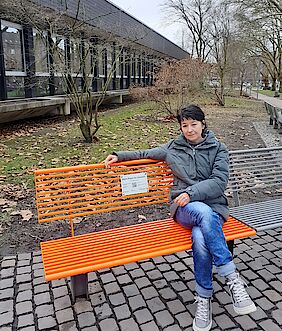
[163,0,213,61]
[130,58,209,118]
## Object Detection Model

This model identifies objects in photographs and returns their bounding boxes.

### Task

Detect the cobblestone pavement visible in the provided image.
[0,227,282,331]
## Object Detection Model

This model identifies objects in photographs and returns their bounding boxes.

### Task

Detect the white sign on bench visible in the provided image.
[120,172,149,196]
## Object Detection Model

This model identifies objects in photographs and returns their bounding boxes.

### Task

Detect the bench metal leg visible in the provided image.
[227,240,234,255]
[71,274,89,300]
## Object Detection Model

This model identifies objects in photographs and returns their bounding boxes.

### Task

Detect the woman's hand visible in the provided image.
[174,192,190,207]
[104,154,118,168]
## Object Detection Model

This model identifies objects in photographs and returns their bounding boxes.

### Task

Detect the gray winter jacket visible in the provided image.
[115,131,229,220]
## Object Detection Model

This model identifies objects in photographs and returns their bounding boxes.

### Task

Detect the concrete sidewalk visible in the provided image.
[1,227,282,331]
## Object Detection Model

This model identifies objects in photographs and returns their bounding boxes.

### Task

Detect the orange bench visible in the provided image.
[34,159,256,300]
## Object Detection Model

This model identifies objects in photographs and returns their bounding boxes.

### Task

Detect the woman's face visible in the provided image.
[180,118,205,144]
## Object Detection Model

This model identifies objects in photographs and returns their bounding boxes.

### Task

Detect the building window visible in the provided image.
[33,29,49,74]
[51,35,65,74]
[1,20,25,72]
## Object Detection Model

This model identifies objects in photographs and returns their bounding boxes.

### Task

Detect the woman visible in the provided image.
[104,105,256,331]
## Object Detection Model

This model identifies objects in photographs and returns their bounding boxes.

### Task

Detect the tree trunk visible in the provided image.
[80,121,92,143]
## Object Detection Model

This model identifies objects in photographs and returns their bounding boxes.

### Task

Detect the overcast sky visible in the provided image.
[109,0,183,45]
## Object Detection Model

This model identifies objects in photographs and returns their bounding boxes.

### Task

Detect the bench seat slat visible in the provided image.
[41,217,256,281]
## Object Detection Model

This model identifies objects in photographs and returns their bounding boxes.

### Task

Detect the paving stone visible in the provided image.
[152,256,166,264]
[214,291,230,305]
[114,304,131,320]
[119,318,139,331]
[182,257,194,266]
[134,308,153,324]
[32,262,43,270]
[124,262,139,270]
[170,281,187,292]
[17,314,34,328]
[178,289,194,303]
[129,268,146,279]
[77,312,96,328]
[116,274,132,285]
[179,270,194,281]
[33,255,42,263]
[1,259,16,268]
[0,278,13,289]
[252,279,269,291]
[147,297,166,313]
[163,271,180,281]
[261,251,276,260]
[88,272,98,282]
[35,304,54,318]
[16,274,32,284]
[100,272,116,284]
[37,316,57,330]
[56,307,74,324]
[140,262,155,271]
[58,321,78,331]
[128,294,146,311]
[18,283,32,292]
[88,282,103,294]
[214,314,236,330]
[235,315,257,330]
[109,293,126,306]
[18,327,35,331]
[246,286,262,299]
[272,309,282,325]
[141,286,158,299]
[34,283,49,294]
[33,269,44,278]
[16,301,33,315]
[164,255,179,263]
[1,268,14,278]
[159,287,177,300]
[0,288,14,300]
[82,327,98,331]
[248,306,267,321]
[32,276,45,286]
[135,277,151,289]
[123,284,140,297]
[156,263,171,272]
[271,281,282,293]
[52,285,68,298]
[0,311,13,326]
[0,300,13,314]
[265,264,281,274]
[241,269,259,281]
[259,319,281,331]
[99,318,119,331]
[54,296,72,311]
[34,292,51,305]
[17,266,32,275]
[172,262,187,272]
[263,289,282,303]
[153,279,168,289]
[16,290,32,302]
[140,320,160,331]
[90,292,106,306]
[94,302,113,320]
[51,278,66,287]
[155,310,174,328]
[112,266,127,276]
[146,270,162,280]
[73,300,92,314]
[175,311,193,328]
[166,299,186,315]
[18,253,31,260]
[104,282,121,295]
[256,297,275,311]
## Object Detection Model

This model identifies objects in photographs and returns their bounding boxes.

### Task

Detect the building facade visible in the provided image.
[0,0,189,101]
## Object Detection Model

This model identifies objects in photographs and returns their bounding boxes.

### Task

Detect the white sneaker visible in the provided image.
[193,296,212,331]
[227,273,257,315]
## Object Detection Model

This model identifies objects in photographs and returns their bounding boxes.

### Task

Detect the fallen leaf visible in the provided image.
[19,210,33,221]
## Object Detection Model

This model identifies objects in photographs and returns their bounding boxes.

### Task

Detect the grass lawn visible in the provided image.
[0,92,266,189]
[257,89,281,98]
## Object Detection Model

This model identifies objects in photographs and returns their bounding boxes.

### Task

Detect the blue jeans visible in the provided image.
[175,201,235,298]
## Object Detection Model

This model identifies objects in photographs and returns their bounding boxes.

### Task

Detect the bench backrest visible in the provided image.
[228,146,282,206]
[34,147,282,233]
[34,159,173,234]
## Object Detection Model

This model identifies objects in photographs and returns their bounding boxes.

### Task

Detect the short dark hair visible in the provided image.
[177,105,207,136]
